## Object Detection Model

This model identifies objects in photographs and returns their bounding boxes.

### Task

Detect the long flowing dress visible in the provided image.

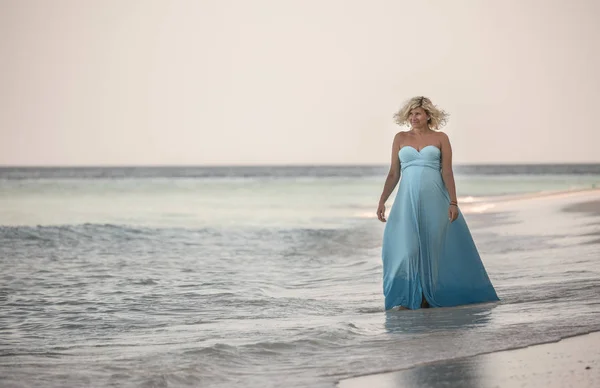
[381,145,499,310]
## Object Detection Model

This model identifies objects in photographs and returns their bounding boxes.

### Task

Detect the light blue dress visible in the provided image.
[382,145,499,310]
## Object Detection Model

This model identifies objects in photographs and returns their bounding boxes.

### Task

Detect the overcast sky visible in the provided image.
[1,0,599,166]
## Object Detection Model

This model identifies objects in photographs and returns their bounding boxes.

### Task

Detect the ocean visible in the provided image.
[1,165,600,387]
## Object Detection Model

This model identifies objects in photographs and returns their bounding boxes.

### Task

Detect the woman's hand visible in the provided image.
[448,204,459,223]
[377,202,386,222]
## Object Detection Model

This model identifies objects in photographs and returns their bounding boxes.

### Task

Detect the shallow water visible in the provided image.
[1,167,600,387]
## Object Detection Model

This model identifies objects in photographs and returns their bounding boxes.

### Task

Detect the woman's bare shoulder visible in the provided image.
[435,131,450,144]
[394,131,408,142]
[392,131,409,150]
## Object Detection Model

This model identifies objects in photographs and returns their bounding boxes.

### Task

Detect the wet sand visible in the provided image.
[562,198,600,244]
[338,331,600,388]
[563,198,600,216]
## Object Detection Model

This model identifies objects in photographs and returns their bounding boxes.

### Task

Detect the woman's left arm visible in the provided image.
[440,132,459,222]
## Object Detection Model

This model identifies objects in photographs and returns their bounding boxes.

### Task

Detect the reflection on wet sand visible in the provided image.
[339,332,600,388]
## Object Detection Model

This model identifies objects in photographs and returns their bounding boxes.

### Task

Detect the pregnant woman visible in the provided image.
[377,96,499,310]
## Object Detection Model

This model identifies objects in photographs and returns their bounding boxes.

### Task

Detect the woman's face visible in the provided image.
[409,107,429,128]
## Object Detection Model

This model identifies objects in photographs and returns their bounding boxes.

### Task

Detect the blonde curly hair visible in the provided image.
[393,96,449,130]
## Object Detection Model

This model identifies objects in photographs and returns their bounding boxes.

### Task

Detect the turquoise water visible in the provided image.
[1,166,600,387]
[2,169,599,228]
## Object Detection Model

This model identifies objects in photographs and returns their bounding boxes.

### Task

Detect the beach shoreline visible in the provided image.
[462,186,600,206]
[339,189,600,388]
[337,331,600,388]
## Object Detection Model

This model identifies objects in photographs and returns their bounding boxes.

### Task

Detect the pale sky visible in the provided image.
[1,0,599,166]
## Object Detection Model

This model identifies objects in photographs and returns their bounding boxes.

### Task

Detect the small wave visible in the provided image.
[0,350,70,358]
[185,338,330,359]
[182,343,239,358]
[132,278,158,285]
[0,223,218,243]
[356,307,383,314]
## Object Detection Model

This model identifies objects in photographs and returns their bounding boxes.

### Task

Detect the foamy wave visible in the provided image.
[461,203,496,214]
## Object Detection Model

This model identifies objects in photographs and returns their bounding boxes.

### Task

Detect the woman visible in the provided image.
[377,96,499,310]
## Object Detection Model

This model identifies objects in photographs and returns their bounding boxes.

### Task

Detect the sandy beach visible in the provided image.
[563,198,600,245]
[563,199,600,216]
[338,331,600,388]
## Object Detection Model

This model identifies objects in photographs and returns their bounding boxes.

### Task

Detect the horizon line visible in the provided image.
[2,162,600,168]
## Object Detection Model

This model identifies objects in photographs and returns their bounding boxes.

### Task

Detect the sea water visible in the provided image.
[1,165,600,387]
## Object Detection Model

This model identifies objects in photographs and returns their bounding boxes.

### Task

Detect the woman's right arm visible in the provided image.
[377,133,402,221]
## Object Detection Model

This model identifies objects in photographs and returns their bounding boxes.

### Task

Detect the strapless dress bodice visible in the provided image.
[399,145,441,171]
